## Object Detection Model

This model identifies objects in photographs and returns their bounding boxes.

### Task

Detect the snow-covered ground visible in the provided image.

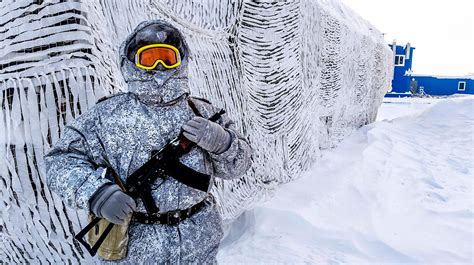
[218,95,474,264]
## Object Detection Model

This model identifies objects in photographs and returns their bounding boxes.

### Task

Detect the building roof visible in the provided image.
[411,74,474,80]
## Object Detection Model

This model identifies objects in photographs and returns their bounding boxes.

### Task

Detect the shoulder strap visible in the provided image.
[189,96,211,104]
[187,97,203,117]
[97,92,126,104]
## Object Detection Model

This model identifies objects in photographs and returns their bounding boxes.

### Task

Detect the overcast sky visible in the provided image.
[341,0,474,76]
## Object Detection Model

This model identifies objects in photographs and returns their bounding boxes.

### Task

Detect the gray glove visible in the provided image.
[182,116,232,154]
[89,183,136,225]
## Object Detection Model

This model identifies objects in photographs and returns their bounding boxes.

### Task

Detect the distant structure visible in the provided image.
[387,41,473,97]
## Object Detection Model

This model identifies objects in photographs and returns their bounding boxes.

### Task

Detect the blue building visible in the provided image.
[386,42,473,97]
[388,43,415,94]
[409,75,473,96]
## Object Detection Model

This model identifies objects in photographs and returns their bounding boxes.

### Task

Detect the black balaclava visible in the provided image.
[119,20,190,105]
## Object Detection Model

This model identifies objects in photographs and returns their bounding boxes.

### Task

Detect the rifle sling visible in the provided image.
[163,159,211,192]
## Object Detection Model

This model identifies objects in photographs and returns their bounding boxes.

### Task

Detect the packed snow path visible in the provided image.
[218,96,474,264]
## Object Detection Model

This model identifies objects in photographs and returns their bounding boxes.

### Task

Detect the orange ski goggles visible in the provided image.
[134,44,181,70]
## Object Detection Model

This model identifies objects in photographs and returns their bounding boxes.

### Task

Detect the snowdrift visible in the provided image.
[219,97,474,264]
[0,0,392,263]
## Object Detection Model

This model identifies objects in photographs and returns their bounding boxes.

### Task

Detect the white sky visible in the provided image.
[341,0,474,76]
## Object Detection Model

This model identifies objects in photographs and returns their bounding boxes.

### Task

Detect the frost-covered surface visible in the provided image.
[218,96,474,264]
[0,0,392,263]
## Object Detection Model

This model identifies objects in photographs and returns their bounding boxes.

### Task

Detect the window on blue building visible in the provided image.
[395,55,405,66]
[458,82,466,91]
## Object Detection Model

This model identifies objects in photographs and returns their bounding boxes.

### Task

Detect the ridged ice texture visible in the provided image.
[0,0,393,263]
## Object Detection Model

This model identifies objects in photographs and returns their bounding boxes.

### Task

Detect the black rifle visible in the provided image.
[75,109,225,256]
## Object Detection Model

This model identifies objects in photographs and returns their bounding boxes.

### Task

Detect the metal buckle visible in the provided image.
[166,210,181,225]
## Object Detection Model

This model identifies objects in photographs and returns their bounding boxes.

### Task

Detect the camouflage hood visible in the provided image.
[119,20,191,105]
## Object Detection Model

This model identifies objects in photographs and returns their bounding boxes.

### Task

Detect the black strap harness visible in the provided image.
[132,195,214,225]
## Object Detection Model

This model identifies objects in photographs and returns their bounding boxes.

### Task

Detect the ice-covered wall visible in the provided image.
[0,0,393,263]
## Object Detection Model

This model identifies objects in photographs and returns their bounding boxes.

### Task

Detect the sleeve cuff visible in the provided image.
[209,129,239,162]
[76,167,112,212]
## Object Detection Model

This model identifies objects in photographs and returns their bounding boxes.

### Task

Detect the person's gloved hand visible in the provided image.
[182,116,232,154]
[89,183,136,225]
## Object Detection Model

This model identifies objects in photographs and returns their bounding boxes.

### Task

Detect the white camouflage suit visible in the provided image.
[45,20,252,264]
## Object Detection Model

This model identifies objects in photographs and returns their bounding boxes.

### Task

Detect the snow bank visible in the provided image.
[376,97,438,121]
[219,96,474,264]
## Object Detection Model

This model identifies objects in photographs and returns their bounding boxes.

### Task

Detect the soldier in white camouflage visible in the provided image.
[45,20,252,264]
